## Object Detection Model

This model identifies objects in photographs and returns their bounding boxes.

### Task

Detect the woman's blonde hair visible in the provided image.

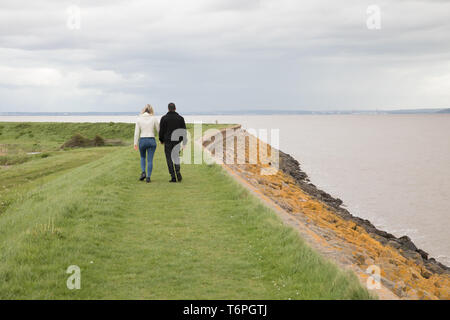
[141,104,154,115]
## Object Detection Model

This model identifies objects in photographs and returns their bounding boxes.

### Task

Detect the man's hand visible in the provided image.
[134,145,138,151]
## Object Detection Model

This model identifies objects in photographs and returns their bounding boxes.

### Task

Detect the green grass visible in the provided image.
[0,122,372,299]
[0,122,233,165]
[0,147,121,215]
[0,122,134,166]
[0,122,134,147]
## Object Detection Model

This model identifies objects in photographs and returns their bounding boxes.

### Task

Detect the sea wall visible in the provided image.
[202,125,450,299]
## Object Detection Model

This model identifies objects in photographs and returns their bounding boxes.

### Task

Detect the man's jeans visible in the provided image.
[139,137,157,178]
[164,141,182,180]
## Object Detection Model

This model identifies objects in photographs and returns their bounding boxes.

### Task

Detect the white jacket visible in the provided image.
[134,112,160,146]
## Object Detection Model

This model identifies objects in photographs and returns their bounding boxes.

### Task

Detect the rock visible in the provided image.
[436,261,450,272]
[398,236,418,251]
[375,235,388,245]
[368,233,388,245]
[388,258,398,266]
[417,249,429,260]
[420,291,436,300]
[425,262,444,275]
[381,277,396,291]
[375,229,396,239]
[401,250,422,262]
[406,288,419,299]
[393,281,407,298]
[278,202,293,213]
[420,268,432,279]
[354,253,366,265]
[388,240,401,249]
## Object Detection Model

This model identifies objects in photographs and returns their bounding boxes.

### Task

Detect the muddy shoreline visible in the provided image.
[279,148,449,275]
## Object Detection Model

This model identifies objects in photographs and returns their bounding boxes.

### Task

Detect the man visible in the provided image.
[159,102,187,182]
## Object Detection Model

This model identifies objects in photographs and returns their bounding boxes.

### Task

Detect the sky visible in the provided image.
[0,0,449,113]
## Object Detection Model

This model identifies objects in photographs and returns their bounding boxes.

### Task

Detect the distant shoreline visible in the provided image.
[0,108,449,117]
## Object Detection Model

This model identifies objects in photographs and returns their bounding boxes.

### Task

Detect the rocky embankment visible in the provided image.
[202,126,450,299]
[279,150,449,275]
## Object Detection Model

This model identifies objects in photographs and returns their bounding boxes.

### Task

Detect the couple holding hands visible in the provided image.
[134,102,187,183]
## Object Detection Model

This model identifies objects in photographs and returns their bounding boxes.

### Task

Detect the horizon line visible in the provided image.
[0,107,449,116]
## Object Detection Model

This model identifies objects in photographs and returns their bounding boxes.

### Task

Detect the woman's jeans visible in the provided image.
[139,137,157,178]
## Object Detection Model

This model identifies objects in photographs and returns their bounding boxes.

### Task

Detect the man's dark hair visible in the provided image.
[168,102,176,111]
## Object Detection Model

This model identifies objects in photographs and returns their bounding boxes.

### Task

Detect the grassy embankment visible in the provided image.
[0,122,372,299]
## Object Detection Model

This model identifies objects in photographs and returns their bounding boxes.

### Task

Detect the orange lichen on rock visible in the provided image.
[204,128,450,300]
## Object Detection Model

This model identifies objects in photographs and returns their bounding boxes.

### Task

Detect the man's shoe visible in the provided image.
[169,178,177,183]
[176,174,182,182]
[146,177,151,183]
[139,172,146,181]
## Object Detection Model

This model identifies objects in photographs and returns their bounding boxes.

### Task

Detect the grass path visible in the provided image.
[0,144,371,299]
[0,147,120,215]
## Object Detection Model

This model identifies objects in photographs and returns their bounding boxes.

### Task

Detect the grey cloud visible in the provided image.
[0,0,449,112]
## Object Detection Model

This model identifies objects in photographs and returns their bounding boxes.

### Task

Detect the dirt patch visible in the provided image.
[0,144,7,156]
[104,139,126,146]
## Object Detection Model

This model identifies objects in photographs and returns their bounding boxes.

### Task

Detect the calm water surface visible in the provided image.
[1,114,449,265]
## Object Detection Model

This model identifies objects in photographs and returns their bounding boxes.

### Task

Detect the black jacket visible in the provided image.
[159,111,187,144]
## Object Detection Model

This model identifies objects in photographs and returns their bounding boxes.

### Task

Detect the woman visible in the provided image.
[134,104,160,183]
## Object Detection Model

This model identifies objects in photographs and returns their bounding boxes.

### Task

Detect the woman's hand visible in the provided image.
[134,145,138,151]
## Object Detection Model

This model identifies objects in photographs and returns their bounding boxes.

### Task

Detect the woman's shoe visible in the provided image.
[139,172,146,181]
[146,177,151,183]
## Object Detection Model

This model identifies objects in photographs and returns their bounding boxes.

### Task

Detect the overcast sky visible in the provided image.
[1,0,449,113]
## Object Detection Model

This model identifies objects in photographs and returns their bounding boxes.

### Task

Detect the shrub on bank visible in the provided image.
[61,133,122,149]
